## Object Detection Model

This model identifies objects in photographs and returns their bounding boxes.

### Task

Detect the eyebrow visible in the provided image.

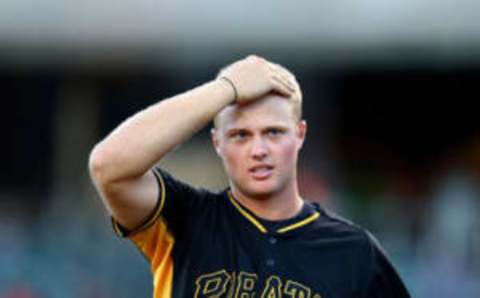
[225,128,249,136]
[263,125,288,130]
[225,124,289,134]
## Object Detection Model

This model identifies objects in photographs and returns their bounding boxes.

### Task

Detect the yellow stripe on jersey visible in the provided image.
[276,212,320,234]
[227,192,268,234]
[129,169,173,298]
[141,168,166,232]
[131,218,174,298]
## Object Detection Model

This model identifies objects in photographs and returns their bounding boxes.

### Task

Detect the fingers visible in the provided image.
[271,75,294,97]
[268,62,296,97]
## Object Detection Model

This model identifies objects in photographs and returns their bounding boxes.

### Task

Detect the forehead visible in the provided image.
[215,95,296,132]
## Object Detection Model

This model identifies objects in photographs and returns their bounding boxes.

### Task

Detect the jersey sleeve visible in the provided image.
[111,167,212,256]
[360,231,411,298]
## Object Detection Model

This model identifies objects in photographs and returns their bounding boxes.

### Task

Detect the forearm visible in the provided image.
[90,79,234,183]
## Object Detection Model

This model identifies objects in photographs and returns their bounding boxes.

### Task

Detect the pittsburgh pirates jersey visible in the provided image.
[112,168,410,298]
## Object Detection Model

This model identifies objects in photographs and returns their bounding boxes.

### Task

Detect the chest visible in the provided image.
[173,216,359,298]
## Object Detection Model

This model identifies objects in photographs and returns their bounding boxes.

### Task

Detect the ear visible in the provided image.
[211,128,222,156]
[296,120,307,149]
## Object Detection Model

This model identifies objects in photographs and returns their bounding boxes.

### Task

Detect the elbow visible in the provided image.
[89,142,141,187]
[88,143,117,186]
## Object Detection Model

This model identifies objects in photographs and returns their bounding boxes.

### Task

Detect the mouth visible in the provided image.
[248,164,274,180]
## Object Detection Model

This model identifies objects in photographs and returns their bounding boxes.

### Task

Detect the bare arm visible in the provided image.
[88,55,295,230]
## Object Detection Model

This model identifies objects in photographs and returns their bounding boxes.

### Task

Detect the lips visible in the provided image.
[248,164,274,180]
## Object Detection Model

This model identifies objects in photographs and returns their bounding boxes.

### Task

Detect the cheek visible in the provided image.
[276,141,299,164]
[222,144,244,170]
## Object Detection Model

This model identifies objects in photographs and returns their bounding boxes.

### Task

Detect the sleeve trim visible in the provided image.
[111,168,166,238]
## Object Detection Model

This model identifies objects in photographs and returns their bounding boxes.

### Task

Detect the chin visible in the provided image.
[249,190,275,200]
[238,182,280,200]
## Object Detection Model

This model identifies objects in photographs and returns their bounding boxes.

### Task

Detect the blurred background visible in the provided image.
[1,0,479,297]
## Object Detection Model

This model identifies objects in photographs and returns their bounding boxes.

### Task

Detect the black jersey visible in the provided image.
[112,168,410,298]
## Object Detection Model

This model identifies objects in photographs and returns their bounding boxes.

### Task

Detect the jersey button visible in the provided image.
[266,258,275,267]
[269,237,277,244]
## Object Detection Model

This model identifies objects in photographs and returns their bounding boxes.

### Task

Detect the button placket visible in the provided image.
[265,233,279,268]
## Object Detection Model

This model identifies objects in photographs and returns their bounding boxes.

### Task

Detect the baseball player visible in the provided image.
[89,55,410,297]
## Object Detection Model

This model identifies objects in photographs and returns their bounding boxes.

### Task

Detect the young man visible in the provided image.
[89,55,410,297]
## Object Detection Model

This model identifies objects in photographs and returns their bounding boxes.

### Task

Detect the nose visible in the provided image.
[250,137,268,160]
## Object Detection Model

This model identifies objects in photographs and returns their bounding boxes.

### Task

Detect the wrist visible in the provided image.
[218,77,238,103]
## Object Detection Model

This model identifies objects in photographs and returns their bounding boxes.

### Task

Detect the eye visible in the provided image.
[266,128,283,136]
[229,130,249,140]
[236,131,248,138]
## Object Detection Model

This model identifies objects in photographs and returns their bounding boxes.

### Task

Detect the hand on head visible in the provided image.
[218,55,300,105]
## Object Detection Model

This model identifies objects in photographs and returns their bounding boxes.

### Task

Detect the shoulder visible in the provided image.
[154,167,223,200]
[309,202,378,248]
[154,167,230,220]
[312,203,400,272]
[309,203,410,297]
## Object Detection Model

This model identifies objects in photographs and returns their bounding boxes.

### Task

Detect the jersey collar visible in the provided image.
[226,191,320,235]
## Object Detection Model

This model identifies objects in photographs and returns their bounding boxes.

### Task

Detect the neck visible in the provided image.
[230,185,304,221]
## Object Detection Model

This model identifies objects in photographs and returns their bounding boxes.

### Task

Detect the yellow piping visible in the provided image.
[141,168,167,230]
[115,168,167,237]
[227,193,268,234]
[276,212,320,234]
